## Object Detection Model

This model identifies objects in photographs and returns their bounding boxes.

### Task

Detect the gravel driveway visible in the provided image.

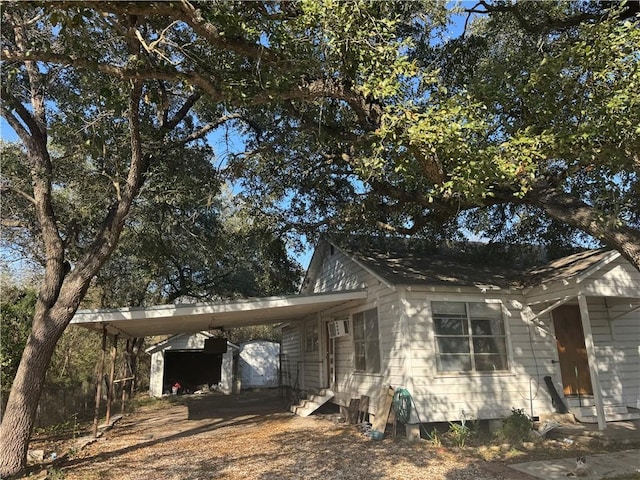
[54,390,529,480]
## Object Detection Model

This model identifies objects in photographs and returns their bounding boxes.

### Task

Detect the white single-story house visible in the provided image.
[281,239,640,432]
[238,340,280,389]
[72,238,640,433]
[146,332,238,396]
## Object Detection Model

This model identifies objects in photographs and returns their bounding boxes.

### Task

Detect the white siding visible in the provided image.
[583,258,640,298]
[281,325,301,388]
[165,332,207,350]
[285,243,640,424]
[302,317,323,391]
[614,311,640,409]
[521,255,640,415]
[330,286,403,414]
[403,289,556,423]
[220,350,234,394]
[289,243,405,414]
[296,245,404,411]
[525,282,577,306]
[525,256,640,305]
[307,247,369,293]
[585,297,640,408]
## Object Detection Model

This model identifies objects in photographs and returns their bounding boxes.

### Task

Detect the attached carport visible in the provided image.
[70,289,368,436]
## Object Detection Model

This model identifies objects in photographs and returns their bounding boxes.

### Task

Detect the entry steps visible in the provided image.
[290,388,334,417]
[566,397,640,423]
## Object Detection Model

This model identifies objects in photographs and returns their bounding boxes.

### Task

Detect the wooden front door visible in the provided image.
[552,305,593,396]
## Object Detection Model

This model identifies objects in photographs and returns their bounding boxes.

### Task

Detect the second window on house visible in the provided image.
[432,301,508,373]
[352,308,380,373]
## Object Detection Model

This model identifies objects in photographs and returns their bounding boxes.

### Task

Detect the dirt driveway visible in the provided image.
[49,390,532,480]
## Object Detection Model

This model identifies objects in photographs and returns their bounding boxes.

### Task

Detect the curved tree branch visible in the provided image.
[529,185,640,270]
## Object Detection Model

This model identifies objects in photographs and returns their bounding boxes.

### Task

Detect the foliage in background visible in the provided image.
[233,1,640,267]
[223,325,281,345]
[0,278,35,406]
[0,276,105,425]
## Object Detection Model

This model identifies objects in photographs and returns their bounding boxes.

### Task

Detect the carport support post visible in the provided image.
[122,339,129,415]
[106,334,118,426]
[93,326,107,438]
[578,294,606,430]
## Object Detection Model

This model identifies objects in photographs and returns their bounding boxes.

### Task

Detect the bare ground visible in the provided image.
[25,390,634,480]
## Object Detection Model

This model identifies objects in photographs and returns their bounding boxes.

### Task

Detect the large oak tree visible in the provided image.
[1,1,638,476]
[1,1,439,475]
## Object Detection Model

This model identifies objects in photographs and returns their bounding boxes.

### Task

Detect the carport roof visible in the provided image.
[71,289,368,339]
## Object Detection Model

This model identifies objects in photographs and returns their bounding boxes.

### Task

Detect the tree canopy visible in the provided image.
[232,1,640,265]
[1,1,639,476]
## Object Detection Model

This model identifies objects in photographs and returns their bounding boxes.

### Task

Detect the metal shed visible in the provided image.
[238,340,280,389]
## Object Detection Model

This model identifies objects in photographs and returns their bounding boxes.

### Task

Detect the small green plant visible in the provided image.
[448,419,473,447]
[496,408,532,444]
[426,427,441,447]
[47,467,66,480]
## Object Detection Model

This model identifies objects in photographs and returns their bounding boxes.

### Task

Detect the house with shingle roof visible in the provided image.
[281,237,640,434]
[72,236,639,434]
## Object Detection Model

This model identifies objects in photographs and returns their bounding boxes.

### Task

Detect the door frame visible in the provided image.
[549,296,606,430]
[324,320,335,388]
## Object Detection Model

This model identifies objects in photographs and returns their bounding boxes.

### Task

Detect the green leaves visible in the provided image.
[0,283,36,396]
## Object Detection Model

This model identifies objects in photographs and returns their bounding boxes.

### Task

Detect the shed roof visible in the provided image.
[145,331,239,355]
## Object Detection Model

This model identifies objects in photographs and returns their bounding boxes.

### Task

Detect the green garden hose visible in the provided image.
[392,387,432,438]
[392,387,413,424]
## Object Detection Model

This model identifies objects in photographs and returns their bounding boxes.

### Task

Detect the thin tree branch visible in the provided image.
[1,185,36,204]
[162,91,202,132]
[177,114,237,144]
[2,50,380,125]
[0,219,29,228]
[467,0,603,34]
[0,90,41,144]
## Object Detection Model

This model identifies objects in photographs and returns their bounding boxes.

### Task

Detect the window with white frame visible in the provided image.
[432,301,508,373]
[352,308,380,373]
[305,322,319,352]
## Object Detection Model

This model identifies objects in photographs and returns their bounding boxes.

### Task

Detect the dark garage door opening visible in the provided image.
[163,350,223,393]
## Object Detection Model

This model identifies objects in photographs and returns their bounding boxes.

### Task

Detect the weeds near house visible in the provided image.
[448,419,474,447]
[34,412,83,440]
[496,408,533,444]
[426,427,442,447]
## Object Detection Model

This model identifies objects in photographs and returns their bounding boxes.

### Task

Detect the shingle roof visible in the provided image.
[522,248,614,287]
[337,239,613,289]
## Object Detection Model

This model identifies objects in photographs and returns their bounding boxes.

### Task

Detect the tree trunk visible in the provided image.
[0,302,71,477]
[127,338,144,398]
[533,186,640,271]
[0,79,146,476]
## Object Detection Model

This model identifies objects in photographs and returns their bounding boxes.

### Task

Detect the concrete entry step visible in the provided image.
[290,389,334,417]
[571,405,640,424]
[564,396,640,423]
[545,419,640,445]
